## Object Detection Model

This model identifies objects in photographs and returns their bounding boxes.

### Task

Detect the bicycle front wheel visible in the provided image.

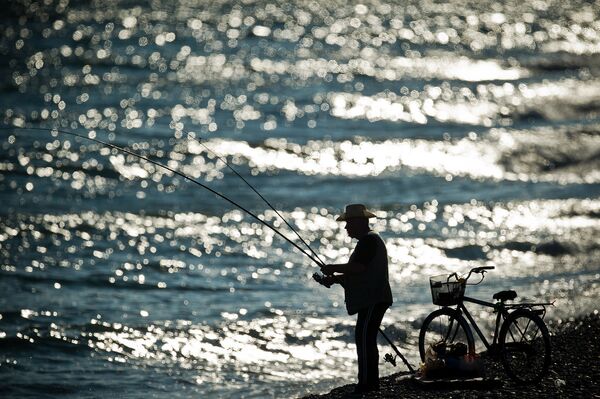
[499,309,551,384]
[419,307,475,362]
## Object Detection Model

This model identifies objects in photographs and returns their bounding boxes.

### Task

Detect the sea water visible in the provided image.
[1,0,599,397]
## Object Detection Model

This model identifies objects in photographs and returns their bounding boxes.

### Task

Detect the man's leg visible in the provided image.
[355,306,374,389]
[364,303,389,389]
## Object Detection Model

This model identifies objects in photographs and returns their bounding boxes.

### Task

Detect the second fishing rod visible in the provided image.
[188,133,326,267]
[3,125,325,268]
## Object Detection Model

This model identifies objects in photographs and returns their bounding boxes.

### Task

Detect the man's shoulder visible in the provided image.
[355,233,380,255]
[359,232,382,245]
[357,233,377,245]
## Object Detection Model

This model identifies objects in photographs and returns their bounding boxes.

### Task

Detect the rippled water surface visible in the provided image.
[1,0,600,397]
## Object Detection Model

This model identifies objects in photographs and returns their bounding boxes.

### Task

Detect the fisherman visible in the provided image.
[315,204,393,394]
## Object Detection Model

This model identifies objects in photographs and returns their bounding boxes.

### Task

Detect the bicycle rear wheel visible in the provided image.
[499,309,551,384]
[419,308,475,361]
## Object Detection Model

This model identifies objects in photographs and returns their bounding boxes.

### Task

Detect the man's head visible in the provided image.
[336,204,376,239]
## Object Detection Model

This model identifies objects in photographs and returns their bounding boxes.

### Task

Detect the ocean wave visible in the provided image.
[0,334,84,354]
[327,78,600,126]
[4,124,600,188]
[441,239,579,261]
[2,197,597,297]
[519,53,600,72]
[247,54,528,83]
[177,126,600,183]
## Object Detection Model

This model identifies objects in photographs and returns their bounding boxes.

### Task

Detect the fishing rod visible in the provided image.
[1,125,324,267]
[187,133,325,266]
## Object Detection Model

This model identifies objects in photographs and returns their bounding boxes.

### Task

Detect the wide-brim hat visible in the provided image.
[336,204,377,221]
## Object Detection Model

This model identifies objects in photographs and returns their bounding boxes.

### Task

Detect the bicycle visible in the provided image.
[418,266,553,384]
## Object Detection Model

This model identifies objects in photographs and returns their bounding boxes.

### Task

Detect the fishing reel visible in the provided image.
[384,353,397,367]
[312,273,333,288]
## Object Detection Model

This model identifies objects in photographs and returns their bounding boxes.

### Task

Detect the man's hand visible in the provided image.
[320,264,337,275]
[322,261,366,275]
[313,272,344,288]
[312,273,332,288]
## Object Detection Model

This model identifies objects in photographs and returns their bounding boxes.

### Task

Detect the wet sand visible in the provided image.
[302,312,600,399]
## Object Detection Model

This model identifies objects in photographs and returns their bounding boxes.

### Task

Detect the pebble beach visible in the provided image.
[302,312,600,399]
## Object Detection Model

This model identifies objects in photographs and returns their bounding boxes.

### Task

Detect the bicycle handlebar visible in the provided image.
[445,266,495,283]
[465,265,495,281]
[472,266,495,273]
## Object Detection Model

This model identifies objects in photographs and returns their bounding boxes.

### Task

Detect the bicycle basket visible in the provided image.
[430,275,466,306]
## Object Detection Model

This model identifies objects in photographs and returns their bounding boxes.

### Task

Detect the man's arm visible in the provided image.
[321,261,366,275]
[321,235,376,275]
[313,272,345,288]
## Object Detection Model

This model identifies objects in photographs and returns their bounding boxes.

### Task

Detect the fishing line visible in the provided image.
[186,133,325,266]
[1,125,324,267]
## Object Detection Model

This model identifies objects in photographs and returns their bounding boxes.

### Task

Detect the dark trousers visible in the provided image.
[355,302,389,389]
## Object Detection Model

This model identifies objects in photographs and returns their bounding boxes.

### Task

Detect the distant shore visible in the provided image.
[302,312,600,399]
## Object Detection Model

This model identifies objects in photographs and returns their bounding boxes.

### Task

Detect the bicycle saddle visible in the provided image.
[493,290,517,301]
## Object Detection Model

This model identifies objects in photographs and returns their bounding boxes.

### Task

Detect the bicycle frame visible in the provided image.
[453,295,553,351]
[457,296,506,350]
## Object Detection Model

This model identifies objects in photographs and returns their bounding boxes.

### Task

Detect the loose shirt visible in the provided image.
[343,231,393,315]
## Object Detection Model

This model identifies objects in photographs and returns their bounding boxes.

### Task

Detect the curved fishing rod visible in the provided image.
[187,133,325,266]
[1,125,324,267]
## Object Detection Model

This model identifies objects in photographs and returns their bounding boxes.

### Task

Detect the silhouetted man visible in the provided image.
[316,204,393,394]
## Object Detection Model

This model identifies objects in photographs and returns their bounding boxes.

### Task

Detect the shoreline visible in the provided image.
[302,312,600,398]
